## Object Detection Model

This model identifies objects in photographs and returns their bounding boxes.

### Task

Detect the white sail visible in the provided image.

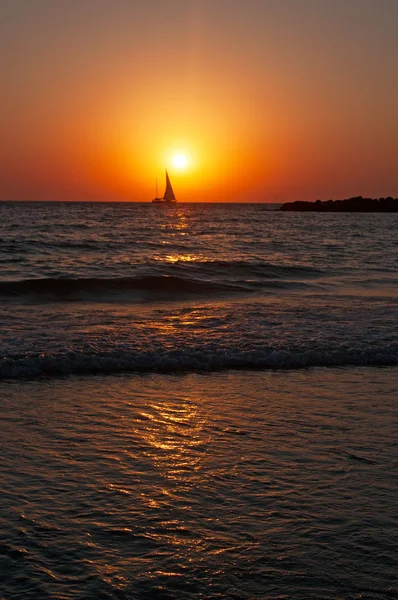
[163,170,176,201]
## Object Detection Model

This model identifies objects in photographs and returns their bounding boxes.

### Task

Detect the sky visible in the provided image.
[1,0,398,202]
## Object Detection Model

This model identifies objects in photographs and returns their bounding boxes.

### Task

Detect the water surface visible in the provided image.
[1,202,397,598]
[1,369,397,599]
[0,203,397,377]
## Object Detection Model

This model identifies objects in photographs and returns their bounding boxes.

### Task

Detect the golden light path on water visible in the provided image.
[1,367,398,598]
[83,382,214,590]
[161,255,203,264]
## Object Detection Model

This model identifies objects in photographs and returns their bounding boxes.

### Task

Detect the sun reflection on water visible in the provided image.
[159,208,191,233]
[143,309,216,339]
[163,254,201,263]
[139,396,208,485]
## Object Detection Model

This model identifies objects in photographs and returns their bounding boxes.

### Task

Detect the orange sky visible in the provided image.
[1,0,398,202]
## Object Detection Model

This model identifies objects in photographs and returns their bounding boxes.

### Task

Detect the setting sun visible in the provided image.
[172,154,188,169]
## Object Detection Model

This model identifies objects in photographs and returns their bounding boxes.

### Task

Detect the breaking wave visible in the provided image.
[1,344,397,379]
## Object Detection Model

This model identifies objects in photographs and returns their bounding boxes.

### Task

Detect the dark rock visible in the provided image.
[280,197,398,212]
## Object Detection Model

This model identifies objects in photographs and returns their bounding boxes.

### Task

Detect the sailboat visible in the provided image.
[152,170,176,204]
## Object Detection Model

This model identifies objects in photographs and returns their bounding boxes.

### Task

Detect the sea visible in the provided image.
[0,201,397,599]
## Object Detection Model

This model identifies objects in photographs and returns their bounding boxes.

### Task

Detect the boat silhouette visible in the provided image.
[152,170,176,204]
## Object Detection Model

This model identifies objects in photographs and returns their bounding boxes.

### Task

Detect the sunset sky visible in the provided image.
[1,0,397,202]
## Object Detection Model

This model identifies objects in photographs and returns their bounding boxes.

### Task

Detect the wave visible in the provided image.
[166,260,325,278]
[1,344,397,379]
[0,263,325,302]
[0,275,247,302]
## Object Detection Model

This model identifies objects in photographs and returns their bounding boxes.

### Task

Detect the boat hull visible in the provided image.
[152,198,176,204]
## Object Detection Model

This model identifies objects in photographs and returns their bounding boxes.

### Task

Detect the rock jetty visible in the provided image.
[280,196,398,212]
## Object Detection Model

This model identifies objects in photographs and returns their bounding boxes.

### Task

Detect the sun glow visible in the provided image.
[172,154,188,169]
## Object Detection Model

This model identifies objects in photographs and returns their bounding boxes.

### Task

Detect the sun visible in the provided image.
[172,153,188,169]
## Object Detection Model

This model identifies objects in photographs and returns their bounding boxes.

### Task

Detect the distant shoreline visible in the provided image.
[280,196,398,212]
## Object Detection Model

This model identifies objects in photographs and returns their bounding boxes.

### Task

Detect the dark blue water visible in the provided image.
[1,202,397,599]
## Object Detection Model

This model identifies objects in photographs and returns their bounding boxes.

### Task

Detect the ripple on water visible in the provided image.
[0,368,397,599]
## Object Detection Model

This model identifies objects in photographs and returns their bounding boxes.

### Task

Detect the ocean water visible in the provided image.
[1,202,397,599]
[0,202,397,376]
